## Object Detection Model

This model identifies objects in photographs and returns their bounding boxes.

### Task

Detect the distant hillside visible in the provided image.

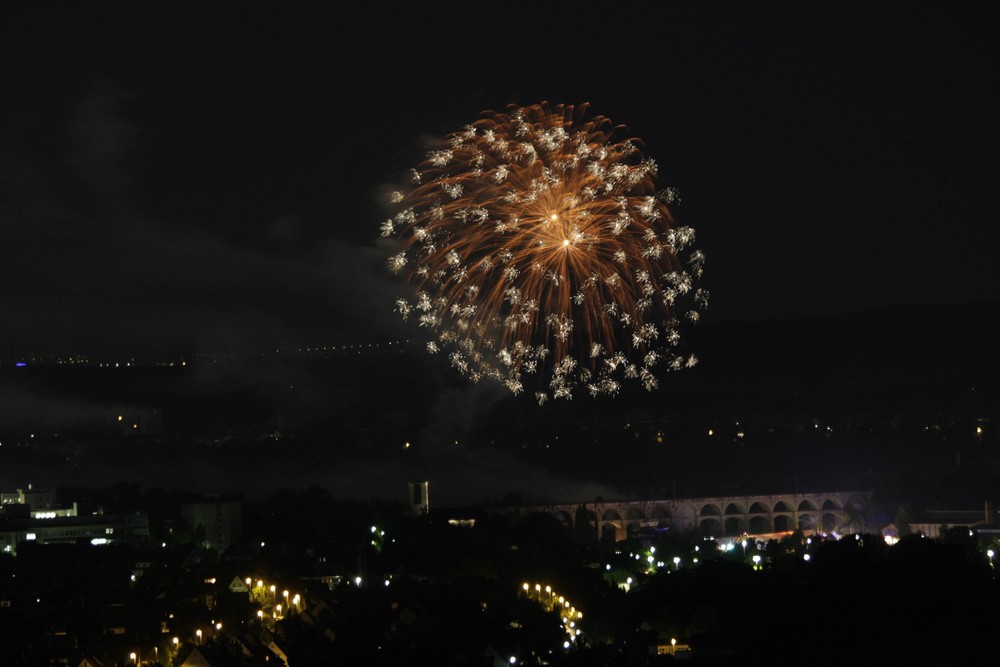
[683,302,1000,408]
[3,302,997,431]
[2,303,997,504]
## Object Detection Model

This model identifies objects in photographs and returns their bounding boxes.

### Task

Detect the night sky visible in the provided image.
[3,1,997,360]
[1,3,999,503]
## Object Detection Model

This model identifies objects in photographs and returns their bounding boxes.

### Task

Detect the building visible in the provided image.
[0,511,150,555]
[901,501,1000,539]
[0,484,150,555]
[180,498,243,552]
[1,484,57,510]
[408,481,429,516]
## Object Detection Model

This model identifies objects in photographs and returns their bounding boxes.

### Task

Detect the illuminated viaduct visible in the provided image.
[518,491,870,543]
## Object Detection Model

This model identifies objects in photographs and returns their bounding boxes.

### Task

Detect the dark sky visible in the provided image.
[2,1,998,360]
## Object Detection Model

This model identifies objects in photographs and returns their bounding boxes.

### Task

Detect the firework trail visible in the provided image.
[383,103,708,403]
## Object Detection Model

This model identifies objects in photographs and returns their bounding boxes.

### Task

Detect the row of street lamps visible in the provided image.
[128,576,306,664]
[521,582,584,647]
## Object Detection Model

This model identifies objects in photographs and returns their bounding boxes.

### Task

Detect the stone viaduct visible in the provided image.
[518,491,870,543]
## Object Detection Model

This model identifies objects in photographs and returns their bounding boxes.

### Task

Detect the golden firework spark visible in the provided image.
[384,103,707,402]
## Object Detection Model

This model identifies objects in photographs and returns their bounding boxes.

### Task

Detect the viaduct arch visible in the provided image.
[518,491,869,543]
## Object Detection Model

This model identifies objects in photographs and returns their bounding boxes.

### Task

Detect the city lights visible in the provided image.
[0,7,991,662]
[520,581,584,647]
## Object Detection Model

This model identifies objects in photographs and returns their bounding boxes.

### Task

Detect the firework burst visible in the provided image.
[383,103,708,402]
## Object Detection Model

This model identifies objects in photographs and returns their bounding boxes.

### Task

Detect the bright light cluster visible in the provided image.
[521,582,583,645]
[246,576,302,622]
[384,103,707,402]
